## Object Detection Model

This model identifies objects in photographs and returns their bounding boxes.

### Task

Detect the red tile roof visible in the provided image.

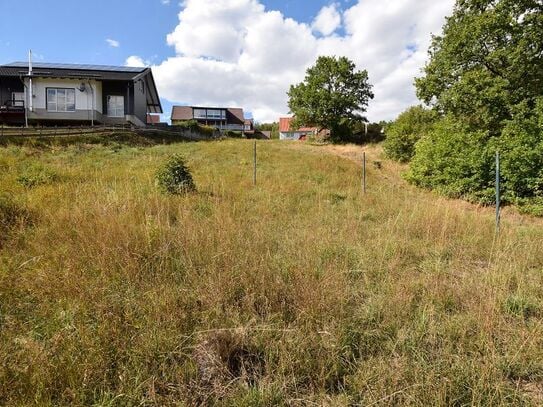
[279,117,318,133]
[279,117,292,132]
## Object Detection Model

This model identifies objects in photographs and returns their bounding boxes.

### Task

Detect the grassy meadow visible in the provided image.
[1,137,543,405]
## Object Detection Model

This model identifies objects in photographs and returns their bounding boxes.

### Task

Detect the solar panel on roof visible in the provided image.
[3,61,145,72]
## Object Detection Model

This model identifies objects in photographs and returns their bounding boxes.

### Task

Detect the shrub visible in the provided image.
[173,119,200,131]
[155,154,196,195]
[383,106,439,162]
[406,98,543,207]
[496,99,543,200]
[405,116,496,204]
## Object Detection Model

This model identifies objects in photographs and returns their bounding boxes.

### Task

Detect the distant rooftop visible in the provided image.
[3,61,146,73]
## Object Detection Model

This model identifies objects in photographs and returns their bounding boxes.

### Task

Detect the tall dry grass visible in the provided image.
[0,138,543,405]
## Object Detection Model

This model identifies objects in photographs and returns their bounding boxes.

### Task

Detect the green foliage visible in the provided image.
[406,116,496,204]
[416,0,543,134]
[407,99,543,206]
[384,106,439,162]
[255,122,279,139]
[155,154,196,195]
[497,99,543,200]
[287,56,374,142]
[173,119,200,130]
[410,0,543,206]
[16,164,60,188]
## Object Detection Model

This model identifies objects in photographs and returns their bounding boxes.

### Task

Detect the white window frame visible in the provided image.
[193,108,206,119]
[107,95,125,118]
[11,92,25,107]
[46,88,76,112]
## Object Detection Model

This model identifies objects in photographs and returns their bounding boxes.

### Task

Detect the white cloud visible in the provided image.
[153,0,454,122]
[125,55,150,67]
[106,38,120,48]
[161,0,170,4]
[312,3,342,36]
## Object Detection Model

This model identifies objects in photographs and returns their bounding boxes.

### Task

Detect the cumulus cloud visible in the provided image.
[125,55,150,67]
[312,3,342,36]
[153,0,454,122]
[106,38,120,48]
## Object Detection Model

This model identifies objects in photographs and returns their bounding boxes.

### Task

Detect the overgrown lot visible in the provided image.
[1,138,543,405]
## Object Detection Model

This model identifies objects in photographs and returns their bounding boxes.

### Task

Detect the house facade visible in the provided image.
[279,117,320,140]
[0,62,162,126]
[171,106,247,131]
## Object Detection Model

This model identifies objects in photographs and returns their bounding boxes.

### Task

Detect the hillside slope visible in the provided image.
[1,139,543,405]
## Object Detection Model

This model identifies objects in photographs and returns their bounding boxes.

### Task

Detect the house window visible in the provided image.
[193,108,206,119]
[47,88,76,112]
[107,95,124,117]
[12,92,24,107]
[207,109,223,119]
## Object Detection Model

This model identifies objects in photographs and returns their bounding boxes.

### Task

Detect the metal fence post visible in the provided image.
[496,151,501,234]
[253,140,257,186]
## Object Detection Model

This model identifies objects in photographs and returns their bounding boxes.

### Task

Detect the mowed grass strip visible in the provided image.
[1,139,543,406]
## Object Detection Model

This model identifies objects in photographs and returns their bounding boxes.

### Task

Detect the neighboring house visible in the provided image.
[244,118,254,131]
[171,105,246,131]
[0,62,162,126]
[279,117,321,140]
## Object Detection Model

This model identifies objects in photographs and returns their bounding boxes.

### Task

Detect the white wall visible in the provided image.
[25,78,102,113]
[280,131,308,140]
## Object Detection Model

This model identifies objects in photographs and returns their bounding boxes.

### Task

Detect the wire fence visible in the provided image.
[0,124,222,141]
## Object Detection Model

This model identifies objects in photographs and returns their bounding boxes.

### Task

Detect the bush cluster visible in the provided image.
[155,154,196,195]
[405,99,543,206]
[383,106,438,162]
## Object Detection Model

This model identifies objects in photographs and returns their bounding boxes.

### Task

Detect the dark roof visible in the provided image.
[0,62,162,114]
[227,108,245,123]
[171,106,194,121]
[171,106,246,124]
[0,62,146,81]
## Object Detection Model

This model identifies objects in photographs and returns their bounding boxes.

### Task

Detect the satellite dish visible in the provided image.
[78,83,86,92]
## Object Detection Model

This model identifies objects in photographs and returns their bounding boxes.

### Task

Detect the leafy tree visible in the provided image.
[409,0,543,207]
[416,0,543,134]
[255,122,279,139]
[383,106,439,162]
[287,56,374,141]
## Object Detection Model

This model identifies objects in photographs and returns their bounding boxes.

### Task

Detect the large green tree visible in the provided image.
[416,0,543,134]
[287,56,374,141]
[408,0,543,207]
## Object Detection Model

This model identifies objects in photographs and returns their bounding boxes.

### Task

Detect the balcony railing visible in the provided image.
[1,100,25,109]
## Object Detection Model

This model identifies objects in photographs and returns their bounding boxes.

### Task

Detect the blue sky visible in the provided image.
[0,0,339,66]
[0,0,453,122]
